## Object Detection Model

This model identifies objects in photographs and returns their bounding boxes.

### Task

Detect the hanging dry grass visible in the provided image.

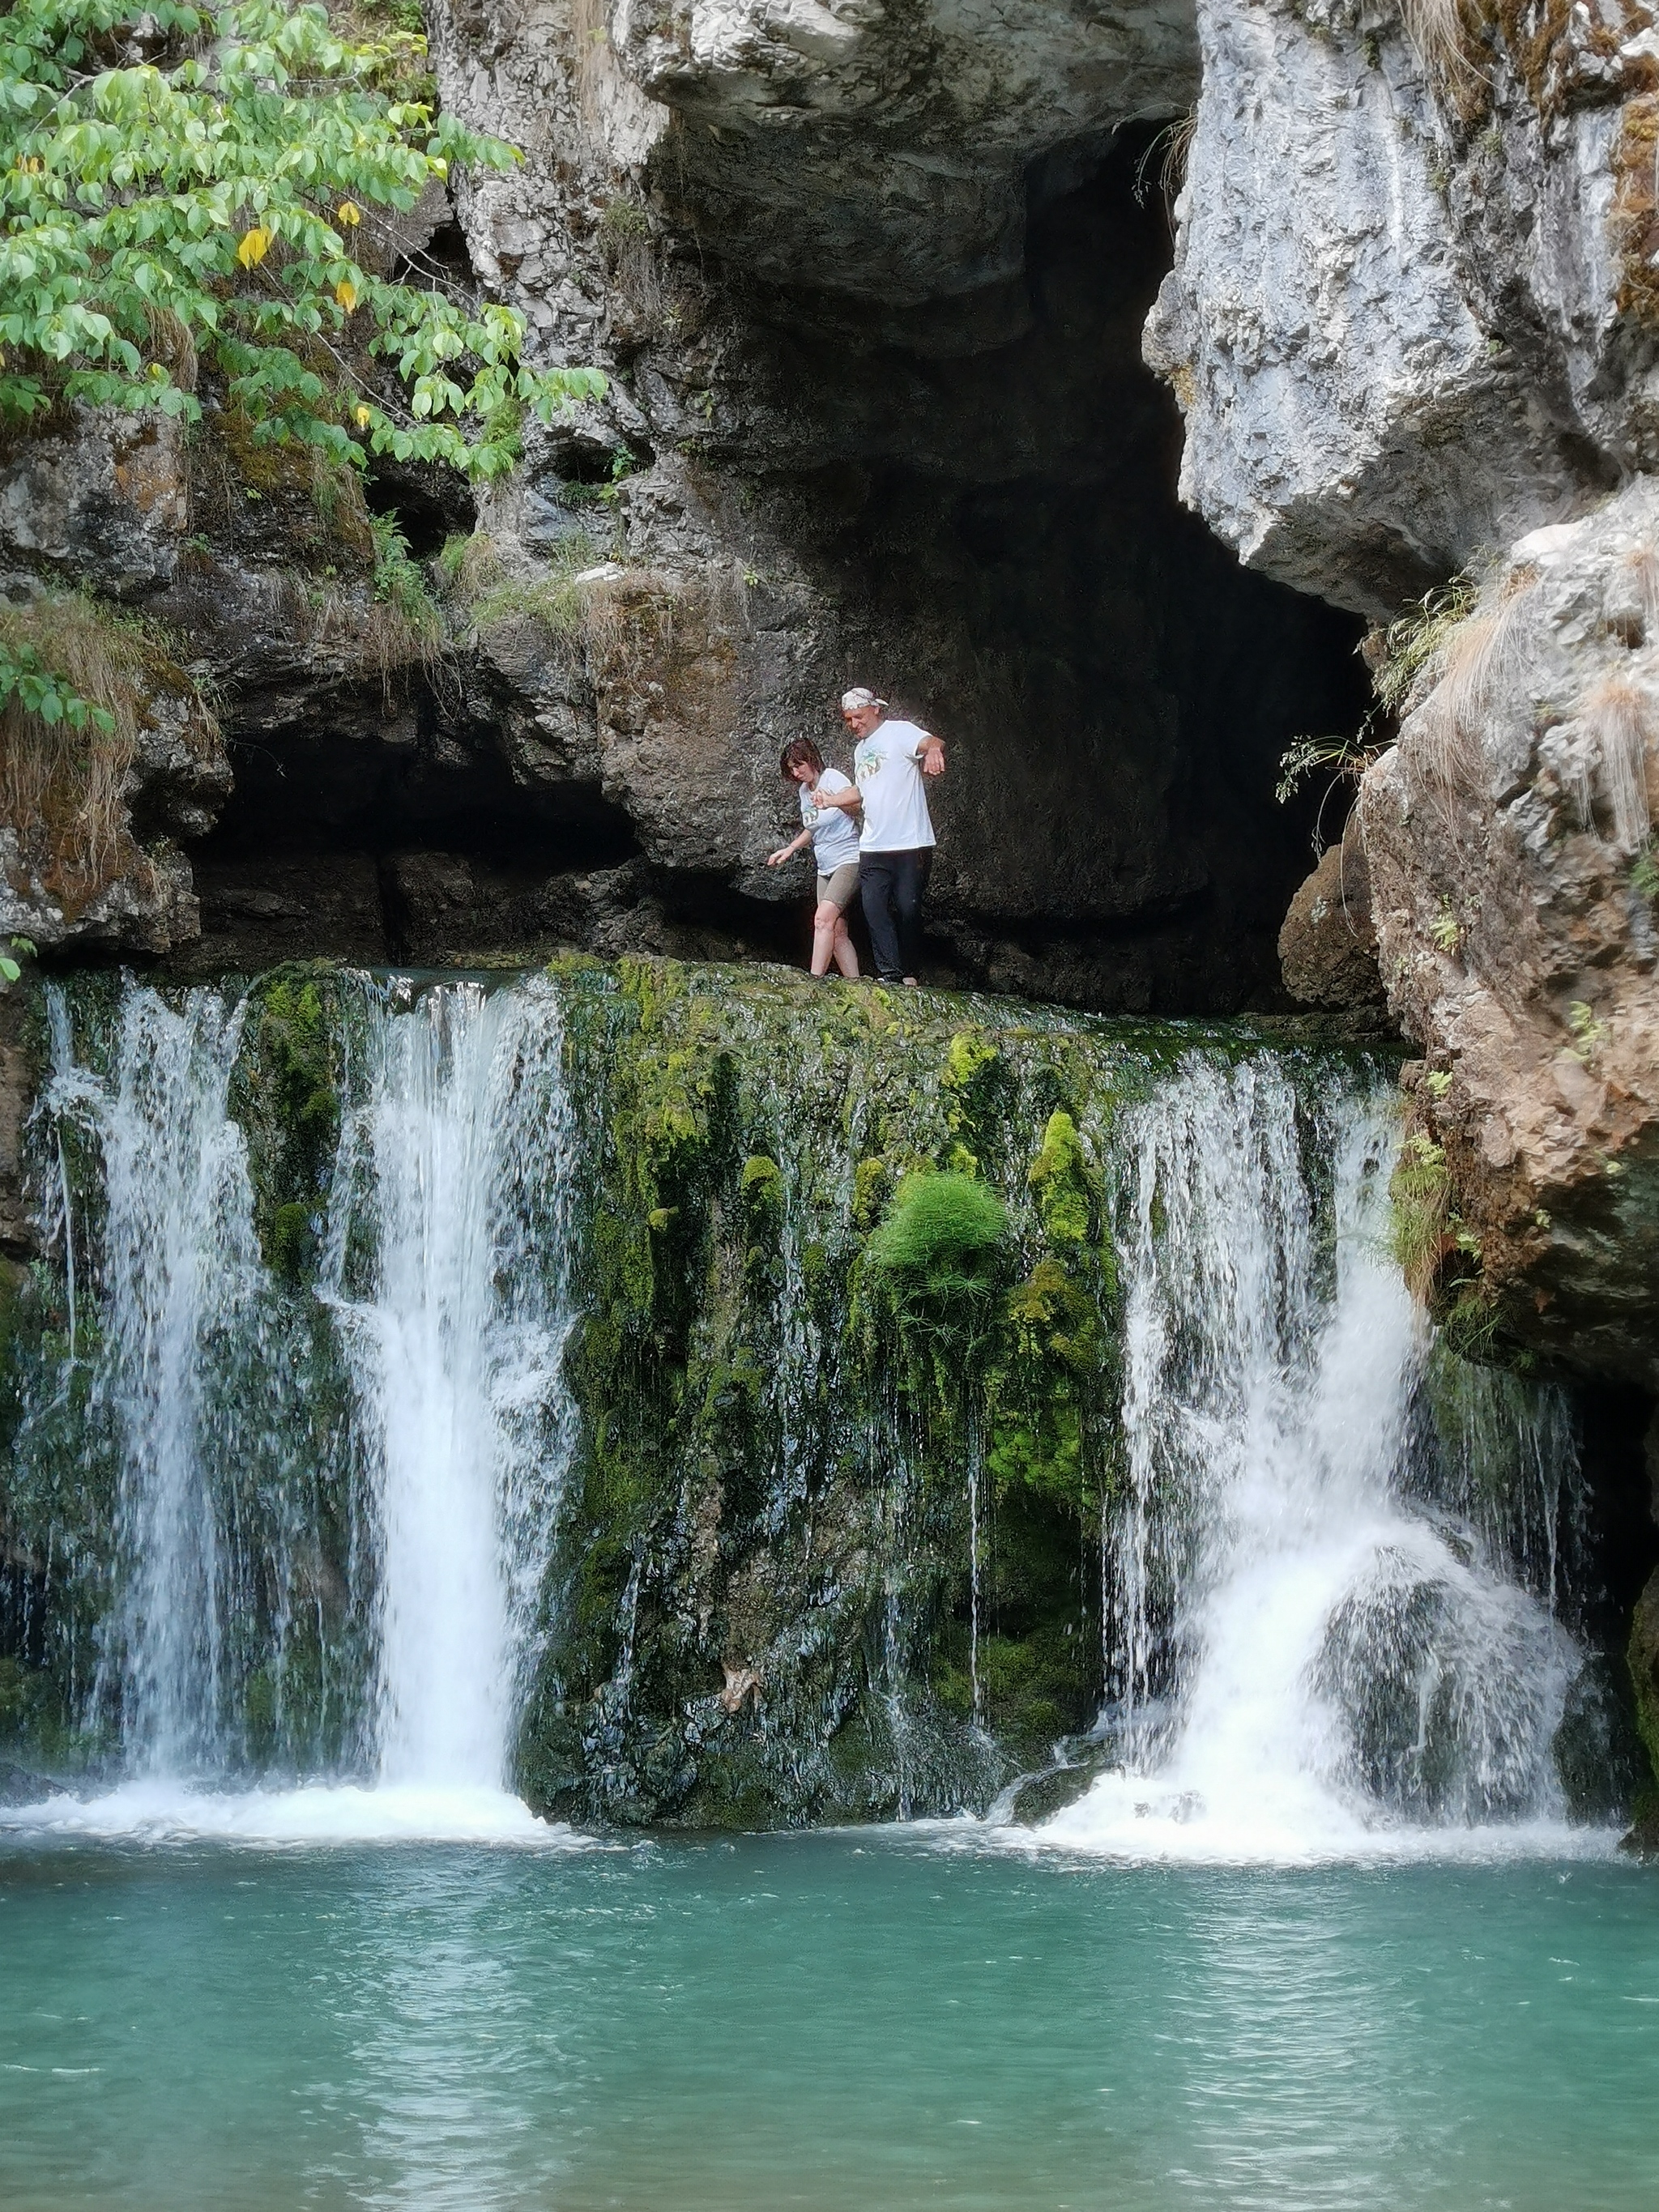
[0,590,218,911]
[1399,0,1491,116]
[309,578,442,701]
[441,531,676,688]
[1576,672,1655,852]
[143,302,198,392]
[1618,542,1659,637]
[1132,112,1198,224]
[1410,574,1537,803]
[190,401,377,567]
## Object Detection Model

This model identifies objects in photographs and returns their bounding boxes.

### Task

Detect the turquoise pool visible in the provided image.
[2,1826,1655,2211]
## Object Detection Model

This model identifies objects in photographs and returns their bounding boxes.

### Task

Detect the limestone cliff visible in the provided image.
[7,0,1659,1400]
[0,0,1375,1010]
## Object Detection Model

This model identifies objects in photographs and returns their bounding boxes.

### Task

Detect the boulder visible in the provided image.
[1279,820,1385,1011]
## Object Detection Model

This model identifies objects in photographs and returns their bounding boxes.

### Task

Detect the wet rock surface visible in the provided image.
[0,1761,65,1806]
[1359,481,1659,1390]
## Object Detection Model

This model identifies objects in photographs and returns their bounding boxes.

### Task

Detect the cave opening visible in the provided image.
[172,131,1372,999]
[728,128,1374,1009]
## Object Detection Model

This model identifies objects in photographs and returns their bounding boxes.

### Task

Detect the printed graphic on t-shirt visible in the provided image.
[854,721,936,854]
[803,767,859,870]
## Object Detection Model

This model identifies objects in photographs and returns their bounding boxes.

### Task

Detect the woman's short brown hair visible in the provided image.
[780,736,824,778]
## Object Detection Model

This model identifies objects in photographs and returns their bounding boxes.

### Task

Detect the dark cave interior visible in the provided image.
[731,134,1373,1006]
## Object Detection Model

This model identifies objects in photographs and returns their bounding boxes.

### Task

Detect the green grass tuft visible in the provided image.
[865,1170,1009,1317]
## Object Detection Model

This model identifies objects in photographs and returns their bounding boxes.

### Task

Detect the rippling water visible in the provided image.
[2,1831,1654,2212]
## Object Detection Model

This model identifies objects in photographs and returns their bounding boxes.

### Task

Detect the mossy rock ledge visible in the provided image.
[514,958,1384,1828]
[0,958,1395,1826]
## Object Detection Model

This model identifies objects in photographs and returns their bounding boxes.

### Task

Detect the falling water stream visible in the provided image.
[1035,1063,1586,1861]
[0,975,1608,1860]
[14,977,579,1843]
[323,980,577,1801]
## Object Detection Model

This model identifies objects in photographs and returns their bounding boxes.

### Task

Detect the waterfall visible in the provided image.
[322,978,576,1794]
[1038,1059,1589,1861]
[45,988,264,1775]
[3,969,1614,1856]
[14,977,579,1840]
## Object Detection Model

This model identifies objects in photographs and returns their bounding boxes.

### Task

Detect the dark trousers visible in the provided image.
[859,847,930,981]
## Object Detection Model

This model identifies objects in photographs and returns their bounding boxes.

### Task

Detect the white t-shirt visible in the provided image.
[801,767,860,872]
[854,719,936,853]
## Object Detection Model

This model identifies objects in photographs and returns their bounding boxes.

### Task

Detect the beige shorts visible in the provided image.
[817,861,860,912]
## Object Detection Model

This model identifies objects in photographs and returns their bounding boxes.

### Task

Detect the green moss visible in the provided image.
[1027,1109,1092,1247]
[0,1652,104,1772]
[0,1253,28,1451]
[228,965,348,1286]
[940,1028,1010,1175]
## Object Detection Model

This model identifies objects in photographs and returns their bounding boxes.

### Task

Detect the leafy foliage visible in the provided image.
[0,0,603,477]
[0,933,36,983]
[1273,731,1383,808]
[1567,999,1610,1065]
[1370,572,1482,715]
[0,633,114,734]
[1388,1130,1451,1302]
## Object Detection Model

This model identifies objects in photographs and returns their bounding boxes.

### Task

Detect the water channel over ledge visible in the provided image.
[0,964,1650,2207]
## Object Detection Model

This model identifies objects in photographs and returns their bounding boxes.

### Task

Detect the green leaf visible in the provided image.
[0,0,603,474]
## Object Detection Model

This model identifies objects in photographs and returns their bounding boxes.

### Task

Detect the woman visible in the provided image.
[766,736,861,978]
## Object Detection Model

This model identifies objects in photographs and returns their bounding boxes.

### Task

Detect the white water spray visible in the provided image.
[1037,1059,1591,1862]
[41,988,263,1775]
[322,978,577,1794]
[19,978,578,1840]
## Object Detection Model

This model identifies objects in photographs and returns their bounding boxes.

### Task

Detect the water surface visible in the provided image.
[2,1831,1653,2212]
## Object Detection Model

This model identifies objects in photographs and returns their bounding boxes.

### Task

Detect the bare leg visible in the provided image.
[810,898,842,977]
[831,914,859,978]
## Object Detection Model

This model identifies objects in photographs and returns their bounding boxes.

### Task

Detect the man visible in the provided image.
[813,687,945,987]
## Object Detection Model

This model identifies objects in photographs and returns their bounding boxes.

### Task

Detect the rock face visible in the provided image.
[1148,0,1659,616]
[0,0,1378,1007]
[287,0,1358,1012]
[446,0,1197,303]
[0,411,231,953]
[1277,817,1386,1012]
[1358,482,1659,1388]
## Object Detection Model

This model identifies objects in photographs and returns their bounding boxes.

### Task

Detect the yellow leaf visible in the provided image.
[335,279,358,313]
[237,225,272,269]
[337,201,361,226]
[353,403,373,428]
